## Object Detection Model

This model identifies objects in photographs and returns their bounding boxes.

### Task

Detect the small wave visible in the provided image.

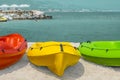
[0,4,30,8]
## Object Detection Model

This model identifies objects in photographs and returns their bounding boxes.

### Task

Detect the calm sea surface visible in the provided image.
[0,12,120,42]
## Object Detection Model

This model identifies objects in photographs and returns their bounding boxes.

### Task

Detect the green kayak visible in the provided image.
[78,41,120,66]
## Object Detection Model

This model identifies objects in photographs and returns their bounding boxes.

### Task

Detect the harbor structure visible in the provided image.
[0,9,52,21]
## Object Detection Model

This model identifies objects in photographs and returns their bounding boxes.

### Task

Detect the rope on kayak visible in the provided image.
[80,44,120,53]
[30,47,33,50]
[81,45,83,48]
[80,42,83,44]
[17,49,20,51]
[106,49,109,53]
[17,39,27,51]
[30,44,74,51]
[2,49,4,53]
[40,47,43,50]
[91,48,94,51]
[87,41,91,43]
[60,44,64,52]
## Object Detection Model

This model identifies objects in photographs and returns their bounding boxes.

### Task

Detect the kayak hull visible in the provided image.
[0,33,27,69]
[82,54,120,66]
[27,41,81,76]
[79,41,120,66]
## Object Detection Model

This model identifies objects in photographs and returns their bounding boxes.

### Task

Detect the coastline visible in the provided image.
[0,42,120,80]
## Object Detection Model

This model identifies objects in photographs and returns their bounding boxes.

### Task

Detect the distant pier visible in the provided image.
[0,10,52,21]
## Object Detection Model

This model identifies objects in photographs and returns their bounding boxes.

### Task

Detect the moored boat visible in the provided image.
[0,33,27,69]
[27,41,81,76]
[0,16,7,22]
[78,41,120,66]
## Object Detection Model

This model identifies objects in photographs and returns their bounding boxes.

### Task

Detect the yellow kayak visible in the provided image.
[27,41,81,76]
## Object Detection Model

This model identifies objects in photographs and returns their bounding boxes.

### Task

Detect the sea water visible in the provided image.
[0,0,120,42]
[0,12,120,42]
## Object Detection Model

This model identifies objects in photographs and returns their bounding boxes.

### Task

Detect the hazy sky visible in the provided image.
[0,0,120,10]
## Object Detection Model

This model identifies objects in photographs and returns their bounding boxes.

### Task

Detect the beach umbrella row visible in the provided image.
[0,4,30,8]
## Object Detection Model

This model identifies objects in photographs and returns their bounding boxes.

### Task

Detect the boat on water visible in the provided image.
[78,41,120,66]
[0,33,27,69]
[0,16,7,22]
[27,41,81,76]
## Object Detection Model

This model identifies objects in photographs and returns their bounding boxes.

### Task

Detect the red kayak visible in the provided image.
[0,33,27,69]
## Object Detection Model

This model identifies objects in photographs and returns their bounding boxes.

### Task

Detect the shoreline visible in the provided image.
[0,42,120,80]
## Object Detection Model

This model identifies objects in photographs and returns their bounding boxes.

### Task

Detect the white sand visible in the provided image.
[0,42,120,80]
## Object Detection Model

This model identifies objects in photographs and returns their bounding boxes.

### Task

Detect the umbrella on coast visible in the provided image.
[10,4,19,10]
[10,4,18,8]
[0,4,9,10]
[0,4,9,8]
[19,4,30,8]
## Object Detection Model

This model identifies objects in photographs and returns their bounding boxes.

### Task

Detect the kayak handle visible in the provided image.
[87,41,91,43]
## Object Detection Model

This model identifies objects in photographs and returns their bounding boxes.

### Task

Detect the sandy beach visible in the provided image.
[0,42,120,80]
